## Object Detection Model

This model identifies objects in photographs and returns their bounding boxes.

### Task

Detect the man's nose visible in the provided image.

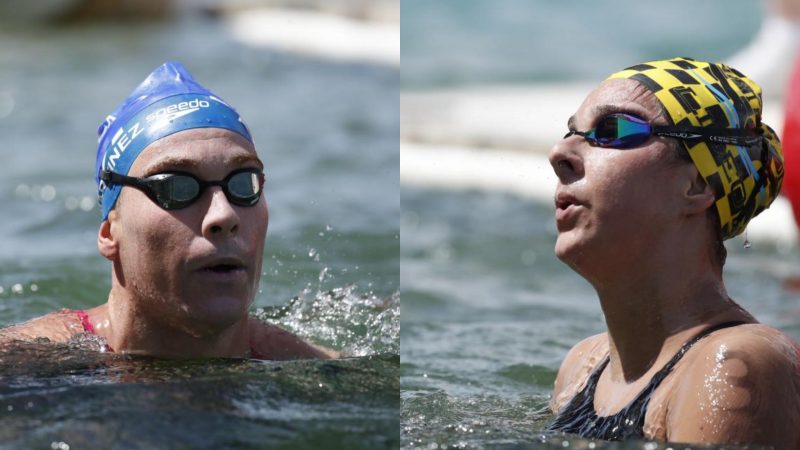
[201,187,240,238]
[548,137,585,184]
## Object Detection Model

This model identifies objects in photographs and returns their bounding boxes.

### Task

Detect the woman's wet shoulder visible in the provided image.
[692,323,799,365]
[550,332,609,412]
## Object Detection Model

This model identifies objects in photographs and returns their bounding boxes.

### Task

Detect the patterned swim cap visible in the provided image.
[95,61,253,221]
[608,57,784,240]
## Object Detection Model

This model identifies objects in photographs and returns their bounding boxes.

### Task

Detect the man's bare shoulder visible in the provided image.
[0,309,84,343]
[550,332,609,413]
[247,318,340,360]
[667,323,800,447]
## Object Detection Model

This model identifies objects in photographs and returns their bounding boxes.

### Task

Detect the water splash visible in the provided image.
[254,285,399,357]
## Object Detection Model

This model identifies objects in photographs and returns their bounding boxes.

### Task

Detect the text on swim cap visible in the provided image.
[145,98,210,124]
[105,121,145,172]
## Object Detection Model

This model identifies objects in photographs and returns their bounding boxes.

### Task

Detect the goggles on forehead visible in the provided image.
[563,113,762,149]
[100,168,265,210]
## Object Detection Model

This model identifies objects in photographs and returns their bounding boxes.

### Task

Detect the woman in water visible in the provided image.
[546,57,800,447]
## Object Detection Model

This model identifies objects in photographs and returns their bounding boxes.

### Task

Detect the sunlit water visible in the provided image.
[401,188,800,450]
[0,13,398,450]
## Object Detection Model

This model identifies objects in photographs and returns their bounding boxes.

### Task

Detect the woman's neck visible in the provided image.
[593,249,749,383]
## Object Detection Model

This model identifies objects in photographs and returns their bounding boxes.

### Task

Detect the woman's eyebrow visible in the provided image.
[590,104,648,120]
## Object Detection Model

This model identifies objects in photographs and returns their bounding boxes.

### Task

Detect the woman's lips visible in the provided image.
[554,192,584,230]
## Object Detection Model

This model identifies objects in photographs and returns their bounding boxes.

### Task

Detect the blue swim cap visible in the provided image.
[95,61,253,221]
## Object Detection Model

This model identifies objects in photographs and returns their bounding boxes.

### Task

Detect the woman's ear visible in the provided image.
[683,166,715,216]
[97,212,119,260]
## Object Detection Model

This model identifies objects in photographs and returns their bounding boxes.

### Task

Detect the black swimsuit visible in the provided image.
[546,321,746,441]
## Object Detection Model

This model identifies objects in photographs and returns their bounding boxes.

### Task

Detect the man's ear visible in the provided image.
[97,212,119,260]
[683,166,715,216]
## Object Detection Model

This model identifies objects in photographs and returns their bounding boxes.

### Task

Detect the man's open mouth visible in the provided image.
[206,264,242,273]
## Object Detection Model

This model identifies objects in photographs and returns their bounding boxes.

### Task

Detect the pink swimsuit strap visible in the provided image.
[74,309,115,353]
[74,309,96,334]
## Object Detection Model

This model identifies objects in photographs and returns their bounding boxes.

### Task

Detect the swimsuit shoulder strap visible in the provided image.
[622,320,749,413]
[74,309,96,334]
[647,320,748,387]
[547,321,748,441]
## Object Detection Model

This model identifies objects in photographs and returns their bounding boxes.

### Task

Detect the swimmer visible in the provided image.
[546,57,800,447]
[0,62,337,360]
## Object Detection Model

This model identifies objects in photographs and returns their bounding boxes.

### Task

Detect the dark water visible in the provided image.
[0,13,399,450]
[401,188,800,450]
[0,342,399,449]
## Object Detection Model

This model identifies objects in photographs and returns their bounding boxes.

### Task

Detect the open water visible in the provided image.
[401,1,800,449]
[0,12,399,450]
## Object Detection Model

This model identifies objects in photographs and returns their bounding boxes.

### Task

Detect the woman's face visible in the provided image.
[548,79,690,281]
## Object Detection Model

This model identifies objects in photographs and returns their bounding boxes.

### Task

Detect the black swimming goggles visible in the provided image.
[564,113,762,149]
[101,168,265,210]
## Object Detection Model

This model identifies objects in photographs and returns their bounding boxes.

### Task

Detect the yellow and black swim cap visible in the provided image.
[608,57,784,240]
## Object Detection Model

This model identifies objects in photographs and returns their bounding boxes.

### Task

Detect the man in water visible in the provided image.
[0,62,336,359]
[546,57,799,447]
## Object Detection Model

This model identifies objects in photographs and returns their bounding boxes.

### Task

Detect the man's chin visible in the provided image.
[180,296,252,331]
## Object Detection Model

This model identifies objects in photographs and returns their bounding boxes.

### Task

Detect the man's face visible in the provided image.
[107,128,268,335]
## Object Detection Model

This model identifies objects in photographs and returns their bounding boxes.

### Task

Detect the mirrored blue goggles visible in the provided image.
[564,113,761,149]
[101,168,265,210]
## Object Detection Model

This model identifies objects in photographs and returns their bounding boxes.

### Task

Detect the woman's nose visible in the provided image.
[548,137,585,184]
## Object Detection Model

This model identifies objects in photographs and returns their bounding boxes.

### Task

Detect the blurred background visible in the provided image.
[401,1,800,449]
[0,1,399,448]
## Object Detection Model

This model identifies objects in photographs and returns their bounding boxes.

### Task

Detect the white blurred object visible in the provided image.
[726,5,800,98]
[226,8,399,66]
[401,142,557,204]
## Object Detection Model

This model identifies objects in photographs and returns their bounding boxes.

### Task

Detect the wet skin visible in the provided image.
[548,79,800,447]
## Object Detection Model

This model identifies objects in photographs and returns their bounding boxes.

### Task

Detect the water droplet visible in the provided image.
[308,248,317,259]
[29,283,38,292]
[40,185,56,202]
[14,184,30,198]
[65,196,79,211]
[11,283,23,294]
[325,224,333,231]
[80,196,95,211]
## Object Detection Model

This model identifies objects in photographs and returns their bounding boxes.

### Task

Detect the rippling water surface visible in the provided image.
[401,188,800,450]
[0,13,399,449]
